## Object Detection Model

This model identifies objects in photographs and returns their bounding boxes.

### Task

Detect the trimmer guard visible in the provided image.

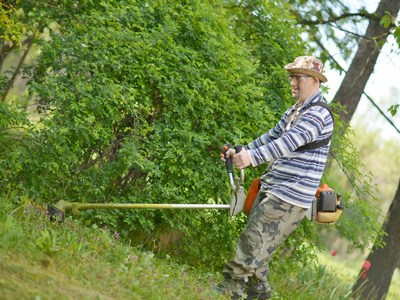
[230,176,246,216]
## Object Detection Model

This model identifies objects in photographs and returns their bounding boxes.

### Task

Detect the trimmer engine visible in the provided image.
[305,184,344,224]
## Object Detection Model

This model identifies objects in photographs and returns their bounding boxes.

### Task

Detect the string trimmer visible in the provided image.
[47,144,244,220]
[48,143,344,224]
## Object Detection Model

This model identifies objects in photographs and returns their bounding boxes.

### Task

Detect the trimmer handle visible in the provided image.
[220,143,234,174]
[234,144,243,154]
[221,143,245,189]
[220,143,243,174]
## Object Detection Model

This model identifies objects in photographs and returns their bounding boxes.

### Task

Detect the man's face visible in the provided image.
[289,73,318,103]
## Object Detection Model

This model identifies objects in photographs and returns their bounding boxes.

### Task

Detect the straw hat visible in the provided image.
[285,56,328,82]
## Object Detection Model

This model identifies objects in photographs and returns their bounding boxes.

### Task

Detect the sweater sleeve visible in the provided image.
[247,108,329,167]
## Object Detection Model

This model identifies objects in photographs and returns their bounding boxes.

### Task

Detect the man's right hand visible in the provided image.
[221,147,250,170]
[232,148,251,170]
[220,148,236,163]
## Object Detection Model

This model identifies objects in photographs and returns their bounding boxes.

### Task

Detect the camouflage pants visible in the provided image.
[219,188,307,295]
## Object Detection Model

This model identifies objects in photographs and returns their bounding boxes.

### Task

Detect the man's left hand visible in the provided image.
[233,149,251,170]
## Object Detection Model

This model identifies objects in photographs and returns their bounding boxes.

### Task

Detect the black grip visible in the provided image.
[234,144,243,154]
[220,143,234,173]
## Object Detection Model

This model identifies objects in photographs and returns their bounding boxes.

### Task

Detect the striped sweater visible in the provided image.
[246,91,334,208]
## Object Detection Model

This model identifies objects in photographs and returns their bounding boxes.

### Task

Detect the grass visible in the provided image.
[317,250,400,300]
[0,250,218,300]
[1,197,398,300]
[0,198,223,300]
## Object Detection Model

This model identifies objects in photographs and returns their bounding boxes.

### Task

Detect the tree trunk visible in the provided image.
[327,1,400,298]
[331,0,400,124]
[352,177,400,299]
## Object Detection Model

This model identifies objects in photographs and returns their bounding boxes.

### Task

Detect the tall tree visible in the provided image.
[331,0,400,124]
[289,0,400,298]
[353,180,400,299]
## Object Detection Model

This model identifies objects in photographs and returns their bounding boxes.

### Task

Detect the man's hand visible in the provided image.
[220,147,251,170]
[220,148,236,163]
[232,148,251,170]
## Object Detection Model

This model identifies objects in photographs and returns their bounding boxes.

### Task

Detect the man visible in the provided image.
[215,56,334,300]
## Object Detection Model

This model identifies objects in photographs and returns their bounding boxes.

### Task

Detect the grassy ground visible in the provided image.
[1,197,398,300]
[317,250,400,300]
[0,199,222,300]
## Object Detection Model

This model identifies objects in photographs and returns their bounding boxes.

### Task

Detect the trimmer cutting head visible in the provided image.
[47,203,65,221]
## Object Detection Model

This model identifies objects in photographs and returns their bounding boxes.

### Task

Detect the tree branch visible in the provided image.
[329,22,390,41]
[293,8,393,42]
[313,36,400,136]
[0,35,35,71]
[294,12,380,25]
[1,38,34,103]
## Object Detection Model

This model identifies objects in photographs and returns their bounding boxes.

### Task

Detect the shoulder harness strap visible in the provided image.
[294,102,335,152]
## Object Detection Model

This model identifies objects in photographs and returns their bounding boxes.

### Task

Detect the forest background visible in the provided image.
[1,0,399,299]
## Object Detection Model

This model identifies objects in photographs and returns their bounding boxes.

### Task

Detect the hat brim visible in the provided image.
[285,64,328,82]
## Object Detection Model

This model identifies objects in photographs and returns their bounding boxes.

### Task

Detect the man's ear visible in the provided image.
[313,77,321,86]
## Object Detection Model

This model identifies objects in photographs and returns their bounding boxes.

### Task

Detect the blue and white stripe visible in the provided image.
[246,91,333,208]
